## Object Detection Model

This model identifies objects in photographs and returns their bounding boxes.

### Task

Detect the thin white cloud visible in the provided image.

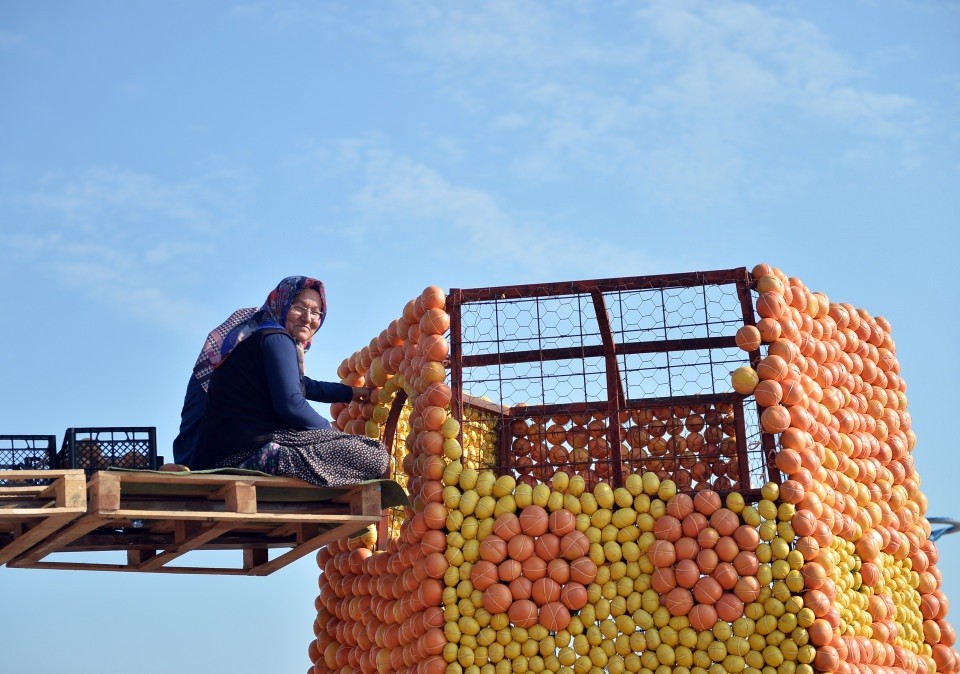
[385,0,923,192]
[493,113,529,130]
[398,0,556,65]
[0,228,210,330]
[309,138,661,280]
[392,0,916,128]
[18,165,249,235]
[229,1,324,28]
[229,0,379,40]
[232,2,929,208]
[0,165,250,330]
[0,27,47,57]
[0,29,25,50]
[638,0,915,131]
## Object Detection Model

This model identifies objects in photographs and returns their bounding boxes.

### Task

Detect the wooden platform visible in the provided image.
[0,469,395,576]
[0,470,88,566]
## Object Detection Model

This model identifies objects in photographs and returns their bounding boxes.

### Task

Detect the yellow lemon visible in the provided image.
[594,483,615,509]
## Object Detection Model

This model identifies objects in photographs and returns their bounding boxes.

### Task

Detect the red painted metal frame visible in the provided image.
[444,266,774,496]
[447,288,465,450]
[378,389,409,548]
[454,268,753,303]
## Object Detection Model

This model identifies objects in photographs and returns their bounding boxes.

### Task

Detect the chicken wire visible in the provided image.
[446,268,776,499]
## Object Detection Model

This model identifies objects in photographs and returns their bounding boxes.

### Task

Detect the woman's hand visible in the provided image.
[352,386,373,403]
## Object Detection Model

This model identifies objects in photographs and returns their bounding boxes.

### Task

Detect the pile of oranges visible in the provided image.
[307,266,958,674]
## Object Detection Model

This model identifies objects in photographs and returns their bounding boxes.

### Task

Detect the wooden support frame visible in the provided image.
[3,470,391,576]
[0,470,87,565]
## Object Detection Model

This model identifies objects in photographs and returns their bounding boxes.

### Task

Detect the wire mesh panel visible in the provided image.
[449,268,775,498]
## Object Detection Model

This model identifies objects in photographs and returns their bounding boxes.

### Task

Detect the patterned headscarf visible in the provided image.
[191,276,326,389]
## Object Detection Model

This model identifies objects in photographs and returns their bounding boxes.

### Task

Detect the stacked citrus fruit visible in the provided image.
[308,269,957,674]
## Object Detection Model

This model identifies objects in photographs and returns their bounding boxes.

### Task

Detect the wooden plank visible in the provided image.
[174,519,201,544]
[55,531,299,552]
[138,521,237,571]
[0,486,50,496]
[0,512,82,565]
[0,506,86,517]
[0,471,88,565]
[0,471,86,507]
[216,482,381,575]
[264,522,299,538]
[91,509,378,524]
[3,470,397,576]
[15,561,253,575]
[212,482,257,514]
[0,469,84,481]
[89,472,121,512]
[127,548,157,566]
[49,472,87,509]
[78,498,354,515]
[7,515,111,567]
[98,471,312,489]
[247,521,374,576]
[353,483,382,517]
[117,481,358,504]
[243,547,268,570]
[295,523,321,544]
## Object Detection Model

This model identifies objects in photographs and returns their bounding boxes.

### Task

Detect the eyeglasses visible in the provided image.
[289,303,323,321]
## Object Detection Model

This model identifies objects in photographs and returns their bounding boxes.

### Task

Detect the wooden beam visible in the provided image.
[89,472,121,512]
[295,523,321,544]
[243,547,268,570]
[15,561,253,575]
[127,548,157,566]
[212,481,258,514]
[0,512,82,565]
[351,483,383,517]
[3,471,397,576]
[247,486,383,576]
[94,471,312,489]
[246,521,373,576]
[138,521,237,571]
[91,509,375,524]
[40,472,87,509]
[7,515,111,567]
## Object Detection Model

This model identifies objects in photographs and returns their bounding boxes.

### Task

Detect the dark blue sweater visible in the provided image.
[182,330,352,468]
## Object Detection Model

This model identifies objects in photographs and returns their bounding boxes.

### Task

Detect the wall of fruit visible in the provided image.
[307,266,959,674]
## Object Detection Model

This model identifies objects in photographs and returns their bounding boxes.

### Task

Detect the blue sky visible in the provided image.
[1,1,958,672]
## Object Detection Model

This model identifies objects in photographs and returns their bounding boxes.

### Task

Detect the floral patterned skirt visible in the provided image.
[214,428,390,487]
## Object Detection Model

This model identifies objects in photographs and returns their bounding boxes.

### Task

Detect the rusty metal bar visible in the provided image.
[497,416,512,477]
[461,335,738,368]
[382,389,409,477]
[590,290,625,488]
[378,383,410,549]
[456,268,748,303]
[502,392,744,420]
[732,398,753,490]
[447,288,465,442]
[734,268,757,330]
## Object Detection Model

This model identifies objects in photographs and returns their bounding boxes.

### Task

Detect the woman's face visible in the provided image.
[285,288,323,345]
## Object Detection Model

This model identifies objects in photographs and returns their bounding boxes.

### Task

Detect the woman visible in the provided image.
[172,306,258,467]
[190,276,390,487]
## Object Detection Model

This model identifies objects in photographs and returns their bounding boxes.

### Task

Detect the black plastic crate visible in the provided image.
[0,435,57,485]
[59,427,160,476]
[0,434,56,471]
